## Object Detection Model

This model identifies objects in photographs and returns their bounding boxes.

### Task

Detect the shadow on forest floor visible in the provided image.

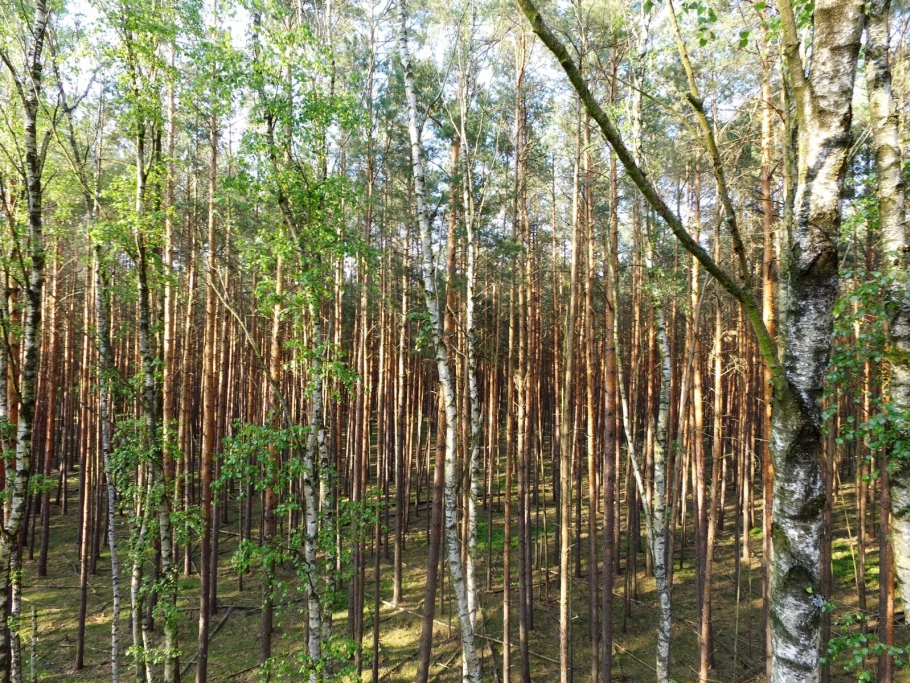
[21,471,909,682]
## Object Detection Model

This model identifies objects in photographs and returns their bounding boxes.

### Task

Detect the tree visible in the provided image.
[515,0,866,678]
[0,3,49,680]
[1,0,905,680]
[868,0,910,617]
[396,0,482,678]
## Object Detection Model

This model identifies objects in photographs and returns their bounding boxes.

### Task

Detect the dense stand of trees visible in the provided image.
[0,0,907,681]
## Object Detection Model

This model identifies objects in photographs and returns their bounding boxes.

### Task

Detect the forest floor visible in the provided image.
[21,471,909,683]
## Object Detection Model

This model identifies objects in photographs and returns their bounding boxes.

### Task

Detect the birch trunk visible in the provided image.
[0,3,48,680]
[459,74,482,640]
[759,23,776,679]
[604,209,668,683]
[770,1,864,678]
[129,485,151,681]
[160,51,180,683]
[314,316,334,656]
[261,255,283,664]
[396,2,481,678]
[10,550,20,683]
[135,182,176,683]
[644,236,672,683]
[517,0,864,678]
[867,0,910,612]
[303,307,324,682]
[558,106,581,683]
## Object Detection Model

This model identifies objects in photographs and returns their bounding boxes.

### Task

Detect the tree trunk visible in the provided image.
[600,148,619,683]
[397,2,481,678]
[160,50,180,683]
[768,2,864,679]
[582,114,599,683]
[513,36,532,683]
[415,393,445,683]
[759,21,776,678]
[558,102,580,683]
[0,5,48,680]
[37,246,58,579]
[645,234,672,683]
[459,72,482,645]
[260,255,283,665]
[302,307,325,682]
[868,0,910,615]
[517,0,864,678]
[197,104,219,683]
[94,246,122,683]
[701,223,725,683]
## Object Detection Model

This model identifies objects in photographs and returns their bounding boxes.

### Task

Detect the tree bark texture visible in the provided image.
[396,2,482,679]
[868,0,910,613]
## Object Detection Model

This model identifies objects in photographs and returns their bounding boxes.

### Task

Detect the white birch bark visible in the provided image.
[771,0,864,679]
[867,0,910,612]
[131,94,177,682]
[459,65,482,640]
[0,3,49,680]
[604,213,670,683]
[629,16,671,678]
[516,0,864,679]
[396,2,481,678]
[129,126,156,683]
[129,484,151,682]
[10,550,21,683]
[314,313,334,649]
[303,307,324,683]
[644,237,672,683]
[136,205,176,683]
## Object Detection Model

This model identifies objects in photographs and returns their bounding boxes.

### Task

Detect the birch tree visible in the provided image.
[0,2,49,680]
[868,0,910,612]
[57,79,123,681]
[515,0,865,679]
[771,2,864,678]
[396,0,482,678]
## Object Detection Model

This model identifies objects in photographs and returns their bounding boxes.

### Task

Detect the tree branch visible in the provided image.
[666,0,752,288]
[514,0,782,382]
[775,0,807,100]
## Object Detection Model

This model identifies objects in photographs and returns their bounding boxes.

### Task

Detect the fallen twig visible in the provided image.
[473,633,559,665]
[180,606,236,676]
[380,599,450,629]
[614,642,655,673]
